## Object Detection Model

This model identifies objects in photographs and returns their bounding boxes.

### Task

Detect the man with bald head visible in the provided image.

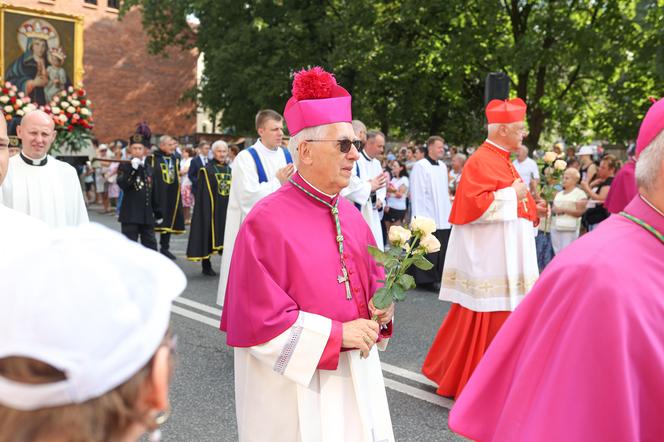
[0,110,88,227]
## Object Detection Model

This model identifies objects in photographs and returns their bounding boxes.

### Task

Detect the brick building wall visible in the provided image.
[2,0,198,143]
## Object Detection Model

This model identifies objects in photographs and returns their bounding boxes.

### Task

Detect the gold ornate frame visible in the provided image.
[0,3,84,84]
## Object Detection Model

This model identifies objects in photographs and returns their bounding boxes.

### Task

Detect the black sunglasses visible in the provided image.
[305,139,362,153]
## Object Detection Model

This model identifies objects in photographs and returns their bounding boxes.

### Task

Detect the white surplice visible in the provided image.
[340,151,385,250]
[1,155,88,228]
[409,158,452,229]
[216,140,292,305]
[441,187,539,312]
[234,311,394,442]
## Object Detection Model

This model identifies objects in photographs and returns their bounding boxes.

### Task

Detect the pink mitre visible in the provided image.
[636,97,664,158]
[283,66,352,136]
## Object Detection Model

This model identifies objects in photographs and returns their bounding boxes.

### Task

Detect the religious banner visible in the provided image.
[0,4,84,107]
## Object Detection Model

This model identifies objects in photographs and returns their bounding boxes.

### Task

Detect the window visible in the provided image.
[108,0,120,8]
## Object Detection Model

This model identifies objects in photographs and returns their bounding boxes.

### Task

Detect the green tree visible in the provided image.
[122,0,663,148]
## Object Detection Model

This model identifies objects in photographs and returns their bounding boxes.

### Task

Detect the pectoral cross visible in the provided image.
[337,267,352,300]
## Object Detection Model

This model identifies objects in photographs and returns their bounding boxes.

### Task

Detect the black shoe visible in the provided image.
[202,267,217,276]
[160,249,176,260]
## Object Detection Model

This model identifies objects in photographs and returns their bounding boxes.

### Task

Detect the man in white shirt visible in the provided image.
[1,110,88,227]
[216,109,295,305]
[341,129,388,250]
[512,144,540,194]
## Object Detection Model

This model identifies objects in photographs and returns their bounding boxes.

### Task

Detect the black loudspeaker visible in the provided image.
[484,72,510,105]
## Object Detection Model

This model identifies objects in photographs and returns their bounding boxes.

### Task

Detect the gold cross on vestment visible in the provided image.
[337,267,352,300]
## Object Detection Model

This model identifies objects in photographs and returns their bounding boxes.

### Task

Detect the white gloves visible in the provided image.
[131,157,142,170]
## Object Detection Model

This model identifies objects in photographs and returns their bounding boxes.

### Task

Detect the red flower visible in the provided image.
[10,96,16,104]
[1,88,8,94]
[67,125,74,131]
[77,89,85,96]
[80,99,86,106]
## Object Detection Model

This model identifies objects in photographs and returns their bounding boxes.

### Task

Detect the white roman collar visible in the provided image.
[641,195,664,218]
[20,152,48,166]
[485,139,510,152]
[300,174,337,198]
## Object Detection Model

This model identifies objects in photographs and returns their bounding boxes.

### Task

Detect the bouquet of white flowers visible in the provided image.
[368,216,440,317]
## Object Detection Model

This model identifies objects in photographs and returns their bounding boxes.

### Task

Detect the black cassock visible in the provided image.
[150,150,185,234]
[186,161,232,261]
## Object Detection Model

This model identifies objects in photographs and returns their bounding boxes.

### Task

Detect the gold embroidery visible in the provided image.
[442,268,538,298]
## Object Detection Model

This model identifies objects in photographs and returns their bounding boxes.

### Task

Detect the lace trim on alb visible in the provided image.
[273,324,304,375]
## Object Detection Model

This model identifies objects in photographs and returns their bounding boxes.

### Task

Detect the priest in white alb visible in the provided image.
[216,109,295,305]
[220,67,395,442]
[1,110,88,227]
[422,98,541,399]
[408,135,452,289]
[341,129,388,250]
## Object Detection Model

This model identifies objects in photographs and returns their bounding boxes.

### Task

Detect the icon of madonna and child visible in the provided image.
[5,18,72,107]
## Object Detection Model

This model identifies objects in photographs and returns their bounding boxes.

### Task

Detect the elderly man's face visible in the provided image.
[502,122,528,151]
[213,145,228,163]
[306,122,359,193]
[17,111,56,159]
[0,118,9,186]
[160,138,177,155]
[365,134,385,159]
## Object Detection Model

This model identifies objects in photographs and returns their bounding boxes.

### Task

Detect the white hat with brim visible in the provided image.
[0,223,186,411]
[577,145,594,156]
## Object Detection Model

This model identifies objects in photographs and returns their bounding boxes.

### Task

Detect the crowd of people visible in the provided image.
[1,65,663,442]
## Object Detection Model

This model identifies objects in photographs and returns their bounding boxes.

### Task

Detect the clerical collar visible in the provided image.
[425,155,439,166]
[19,152,48,167]
[299,173,337,198]
[485,139,510,153]
[640,195,664,218]
[360,149,372,162]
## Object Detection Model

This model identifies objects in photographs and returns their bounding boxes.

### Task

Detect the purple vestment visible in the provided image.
[604,159,637,214]
[220,173,390,368]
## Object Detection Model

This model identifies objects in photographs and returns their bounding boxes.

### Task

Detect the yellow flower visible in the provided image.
[543,151,557,164]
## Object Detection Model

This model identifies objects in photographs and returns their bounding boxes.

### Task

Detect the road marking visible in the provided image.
[172,305,220,328]
[170,301,453,409]
[383,378,454,410]
[381,362,439,388]
[174,296,222,317]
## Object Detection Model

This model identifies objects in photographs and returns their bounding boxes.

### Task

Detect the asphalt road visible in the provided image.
[89,208,466,442]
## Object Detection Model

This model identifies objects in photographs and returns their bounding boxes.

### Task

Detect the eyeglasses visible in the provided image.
[306,139,362,153]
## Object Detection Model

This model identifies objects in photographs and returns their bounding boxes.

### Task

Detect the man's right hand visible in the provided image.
[276,164,296,184]
[370,173,387,192]
[131,157,142,170]
[342,318,380,358]
[511,179,528,200]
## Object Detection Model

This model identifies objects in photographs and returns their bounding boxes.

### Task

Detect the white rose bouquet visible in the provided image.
[539,151,566,203]
[368,217,439,317]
